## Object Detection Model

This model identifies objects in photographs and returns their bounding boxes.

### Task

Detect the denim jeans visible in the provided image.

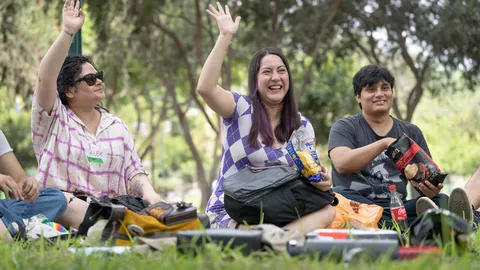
[0,188,67,236]
[333,186,449,227]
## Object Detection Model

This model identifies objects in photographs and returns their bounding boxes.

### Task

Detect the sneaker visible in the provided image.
[23,214,68,240]
[448,187,473,223]
[416,197,439,216]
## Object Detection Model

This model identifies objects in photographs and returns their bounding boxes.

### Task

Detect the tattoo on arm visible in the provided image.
[132,180,144,197]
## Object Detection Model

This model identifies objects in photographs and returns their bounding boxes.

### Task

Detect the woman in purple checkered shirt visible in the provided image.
[198,3,336,231]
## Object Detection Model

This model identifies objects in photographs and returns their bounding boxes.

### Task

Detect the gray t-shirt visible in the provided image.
[328,114,430,207]
[0,130,13,157]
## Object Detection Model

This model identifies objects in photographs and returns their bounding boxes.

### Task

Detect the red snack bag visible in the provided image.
[386,134,447,189]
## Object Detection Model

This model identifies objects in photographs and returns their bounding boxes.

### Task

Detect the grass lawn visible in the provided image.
[0,231,479,270]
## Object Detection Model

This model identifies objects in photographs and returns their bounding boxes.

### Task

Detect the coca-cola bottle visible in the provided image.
[388,184,409,231]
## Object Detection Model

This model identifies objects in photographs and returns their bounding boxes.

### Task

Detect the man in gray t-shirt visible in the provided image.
[0,130,67,241]
[327,65,448,225]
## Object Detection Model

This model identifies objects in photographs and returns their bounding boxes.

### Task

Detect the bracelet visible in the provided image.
[63,29,74,38]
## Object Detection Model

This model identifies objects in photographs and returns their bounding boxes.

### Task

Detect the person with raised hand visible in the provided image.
[199,3,336,231]
[32,0,163,229]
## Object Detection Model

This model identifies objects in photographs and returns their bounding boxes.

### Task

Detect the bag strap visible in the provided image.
[77,197,122,236]
[245,164,291,172]
[100,205,127,244]
[77,197,107,235]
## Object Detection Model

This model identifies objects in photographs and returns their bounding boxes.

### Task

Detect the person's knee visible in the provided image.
[40,188,68,215]
[0,221,12,243]
[40,188,67,200]
[322,205,336,224]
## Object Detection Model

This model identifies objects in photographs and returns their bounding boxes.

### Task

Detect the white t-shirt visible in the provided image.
[0,130,13,157]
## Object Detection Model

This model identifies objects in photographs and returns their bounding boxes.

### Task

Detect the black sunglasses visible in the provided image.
[75,70,104,86]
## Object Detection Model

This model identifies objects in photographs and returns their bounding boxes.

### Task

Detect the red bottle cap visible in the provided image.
[388,185,397,191]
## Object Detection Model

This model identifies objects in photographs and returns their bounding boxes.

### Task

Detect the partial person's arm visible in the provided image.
[121,120,162,204]
[129,174,163,204]
[330,139,396,174]
[196,3,240,118]
[0,131,39,201]
[35,0,85,114]
[328,119,396,174]
[465,168,480,210]
[0,152,25,184]
[0,153,40,202]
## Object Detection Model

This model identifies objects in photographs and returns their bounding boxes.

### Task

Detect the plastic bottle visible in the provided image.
[388,185,409,231]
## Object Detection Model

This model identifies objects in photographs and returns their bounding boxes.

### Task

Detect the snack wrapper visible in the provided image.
[327,193,383,229]
[386,134,447,191]
[286,126,323,182]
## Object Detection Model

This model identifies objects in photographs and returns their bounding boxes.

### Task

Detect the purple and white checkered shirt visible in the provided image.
[31,95,147,197]
[205,92,315,228]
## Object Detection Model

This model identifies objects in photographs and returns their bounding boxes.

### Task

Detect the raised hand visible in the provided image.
[206,2,241,37]
[62,0,85,34]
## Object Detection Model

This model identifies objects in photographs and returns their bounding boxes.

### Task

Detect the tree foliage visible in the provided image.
[0,0,478,207]
[335,0,480,122]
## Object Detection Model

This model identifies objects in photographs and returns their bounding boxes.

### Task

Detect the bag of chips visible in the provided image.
[386,134,447,190]
[286,126,323,182]
[326,193,383,229]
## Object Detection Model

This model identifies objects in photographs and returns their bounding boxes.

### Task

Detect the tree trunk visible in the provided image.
[163,68,211,209]
[194,0,203,65]
[299,0,341,97]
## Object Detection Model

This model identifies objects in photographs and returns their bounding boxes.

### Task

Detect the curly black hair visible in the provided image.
[57,55,108,111]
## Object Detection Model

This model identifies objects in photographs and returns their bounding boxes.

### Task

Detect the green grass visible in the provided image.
[0,232,479,270]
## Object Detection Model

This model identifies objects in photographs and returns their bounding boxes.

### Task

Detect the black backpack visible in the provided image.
[223,166,337,227]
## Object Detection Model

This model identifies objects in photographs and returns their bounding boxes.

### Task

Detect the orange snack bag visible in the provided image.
[327,193,383,229]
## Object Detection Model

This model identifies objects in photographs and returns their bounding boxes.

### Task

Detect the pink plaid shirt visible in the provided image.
[31,96,147,197]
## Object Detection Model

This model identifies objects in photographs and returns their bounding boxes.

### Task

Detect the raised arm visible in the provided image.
[196,3,241,119]
[35,0,85,114]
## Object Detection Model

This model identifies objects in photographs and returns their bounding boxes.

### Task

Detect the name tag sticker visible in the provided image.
[86,148,107,164]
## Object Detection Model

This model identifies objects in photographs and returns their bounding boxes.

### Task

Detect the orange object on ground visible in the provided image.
[327,193,383,229]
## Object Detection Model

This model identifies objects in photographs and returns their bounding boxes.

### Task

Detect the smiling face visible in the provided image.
[256,54,290,107]
[355,80,393,116]
[66,63,105,107]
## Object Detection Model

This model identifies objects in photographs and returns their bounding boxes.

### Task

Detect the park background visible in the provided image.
[0,0,479,211]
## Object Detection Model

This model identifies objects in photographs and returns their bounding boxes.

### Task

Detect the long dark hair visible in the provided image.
[247,48,300,148]
[57,55,108,111]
